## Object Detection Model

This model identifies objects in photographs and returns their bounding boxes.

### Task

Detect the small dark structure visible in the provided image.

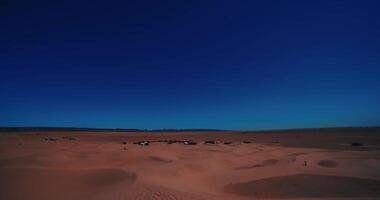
[224,142,232,145]
[164,140,197,145]
[351,142,364,147]
[62,136,76,140]
[122,141,127,145]
[167,140,177,144]
[44,137,58,141]
[204,141,217,144]
[183,141,197,145]
[134,141,150,146]
[242,141,251,144]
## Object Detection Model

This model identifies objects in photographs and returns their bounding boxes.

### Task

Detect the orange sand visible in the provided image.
[1,128,380,200]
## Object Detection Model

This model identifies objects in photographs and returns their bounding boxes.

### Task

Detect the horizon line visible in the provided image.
[1,126,379,133]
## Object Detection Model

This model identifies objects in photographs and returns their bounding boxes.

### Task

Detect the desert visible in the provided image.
[1,127,380,200]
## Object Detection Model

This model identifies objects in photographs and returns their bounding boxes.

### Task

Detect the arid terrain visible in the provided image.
[1,128,380,200]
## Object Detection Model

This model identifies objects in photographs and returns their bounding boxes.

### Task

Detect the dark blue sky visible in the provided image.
[1,0,380,130]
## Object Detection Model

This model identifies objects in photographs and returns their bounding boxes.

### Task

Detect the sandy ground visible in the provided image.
[1,128,380,200]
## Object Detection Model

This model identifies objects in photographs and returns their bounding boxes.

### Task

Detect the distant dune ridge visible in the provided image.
[1,127,380,200]
[0,127,228,132]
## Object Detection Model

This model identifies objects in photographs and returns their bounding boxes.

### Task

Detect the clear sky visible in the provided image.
[1,0,380,130]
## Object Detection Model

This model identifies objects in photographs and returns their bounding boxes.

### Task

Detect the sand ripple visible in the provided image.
[225,174,380,198]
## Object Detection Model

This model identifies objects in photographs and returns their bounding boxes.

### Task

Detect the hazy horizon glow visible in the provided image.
[1,0,380,130]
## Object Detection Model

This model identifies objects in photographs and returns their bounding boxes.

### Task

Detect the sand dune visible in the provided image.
[225,174,380,198]
[1,128,380,200]
[235,158,279,170]
[148,156,173,163]
[317,160,339,168]
[0,167,137,200]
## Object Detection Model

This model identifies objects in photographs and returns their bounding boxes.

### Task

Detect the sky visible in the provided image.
[1,0,380,130]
